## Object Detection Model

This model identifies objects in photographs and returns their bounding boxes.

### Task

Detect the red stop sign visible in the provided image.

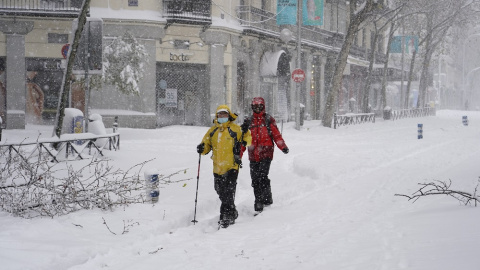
[292,68,305,83]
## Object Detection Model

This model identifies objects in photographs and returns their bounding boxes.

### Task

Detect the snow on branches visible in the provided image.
[0,154,190,218]
[103,31,149,95]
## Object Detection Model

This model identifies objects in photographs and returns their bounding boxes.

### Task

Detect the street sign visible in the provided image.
[61,44,69,59]
[292,68,305,83]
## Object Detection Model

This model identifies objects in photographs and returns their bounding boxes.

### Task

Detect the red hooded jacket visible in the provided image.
[246,103,288,162]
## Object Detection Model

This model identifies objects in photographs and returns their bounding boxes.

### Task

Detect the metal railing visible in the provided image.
[0,133,120,163]
[389,108,436,121]
[333,113,375,129]
[0,0,82,17]
[163,0,211,25]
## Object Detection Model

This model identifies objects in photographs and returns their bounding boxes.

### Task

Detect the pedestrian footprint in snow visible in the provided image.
[197,105,251,228]
[242,97,289,214]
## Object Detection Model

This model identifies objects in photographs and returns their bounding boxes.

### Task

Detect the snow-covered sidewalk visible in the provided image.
[1,110,480,270]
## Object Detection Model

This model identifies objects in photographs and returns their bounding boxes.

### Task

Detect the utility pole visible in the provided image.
[295,0,302,130]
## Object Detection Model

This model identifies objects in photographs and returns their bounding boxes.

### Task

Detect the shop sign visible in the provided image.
[165,88,178,108]
[170,52,193,62]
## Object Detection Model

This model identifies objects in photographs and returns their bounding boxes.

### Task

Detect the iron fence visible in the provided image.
[333,113,375,129]
[163,0,211,24]
[0,133,120,163]
[390,108,436,120]
[0,0,82,16]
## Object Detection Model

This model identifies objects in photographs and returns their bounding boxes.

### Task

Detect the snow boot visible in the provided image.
[263,185,273,205]
[254,202,264,212]
[218,217,235,229]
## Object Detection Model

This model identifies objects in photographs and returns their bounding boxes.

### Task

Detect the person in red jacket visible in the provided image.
[241,97,289,213]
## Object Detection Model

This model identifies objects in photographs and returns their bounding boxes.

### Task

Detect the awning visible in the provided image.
[260,50,287,77]
[347,57,369,67]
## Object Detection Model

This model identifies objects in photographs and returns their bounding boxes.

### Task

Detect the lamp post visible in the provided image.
[280,1,302,130]
[462,33,480,108]
[295,0,302,130]
[465,66,480,108]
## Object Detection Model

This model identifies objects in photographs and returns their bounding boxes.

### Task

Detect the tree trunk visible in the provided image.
[321,22,358,127]
[417,41,434,108]
[381,21,396,111]
[405,49,417,108]
[321,0,379,127]
[362,31,378,113]
[53,0,91,139]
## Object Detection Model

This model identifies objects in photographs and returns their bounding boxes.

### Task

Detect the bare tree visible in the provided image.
[322,0,389,127]
[53,0,91,139]
[403,0,480,108]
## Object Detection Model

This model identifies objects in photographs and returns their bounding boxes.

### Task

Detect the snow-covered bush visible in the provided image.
[103,31,149,95]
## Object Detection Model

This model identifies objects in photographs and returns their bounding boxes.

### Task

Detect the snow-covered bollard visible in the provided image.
[463,116,469,126]
[418,124,423,139]
[112,116,119,133]
[144,169,159,203]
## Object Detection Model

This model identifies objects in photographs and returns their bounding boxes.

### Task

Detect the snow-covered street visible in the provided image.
[2,110,480,270]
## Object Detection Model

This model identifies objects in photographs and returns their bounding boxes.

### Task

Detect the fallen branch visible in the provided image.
[395,178,480,206]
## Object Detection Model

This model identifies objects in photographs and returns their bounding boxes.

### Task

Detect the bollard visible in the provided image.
[113,116,118,133]
[462,116,468,126]
[144,171,159,203]
[418,124,423,139]
[0,116,2,141]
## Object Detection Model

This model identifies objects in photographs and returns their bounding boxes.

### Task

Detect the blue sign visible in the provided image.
[277,0,297,25]
[302,0,323,26]
[390,36,419,54]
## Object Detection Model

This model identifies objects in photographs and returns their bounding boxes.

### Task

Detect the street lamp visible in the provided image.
[464,66,480,109]
[295,0,302,130]
[462,33,480,108]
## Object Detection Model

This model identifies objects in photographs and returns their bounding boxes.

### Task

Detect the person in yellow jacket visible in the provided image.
[197,105,252,228]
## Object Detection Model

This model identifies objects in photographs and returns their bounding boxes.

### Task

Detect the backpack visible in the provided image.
[209,126,245,166]
[244,113,274,141]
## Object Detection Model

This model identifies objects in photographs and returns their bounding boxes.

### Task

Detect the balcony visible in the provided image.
[0,0,82,17]
[163,0,211,27]
[236,5,340,50]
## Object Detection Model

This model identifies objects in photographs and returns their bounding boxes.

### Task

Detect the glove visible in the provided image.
[241,121,250,133]
[234,155,242,166]
[282,147,289,154]
[197,143,204,154]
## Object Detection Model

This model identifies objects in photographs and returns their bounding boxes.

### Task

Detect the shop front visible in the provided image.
[156,62,209,127]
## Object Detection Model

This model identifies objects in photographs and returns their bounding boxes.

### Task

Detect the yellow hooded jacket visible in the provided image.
[200,105,252,175]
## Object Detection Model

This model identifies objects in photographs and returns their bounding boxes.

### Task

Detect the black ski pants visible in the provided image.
[214,169,238,220]
[249,159,273,205]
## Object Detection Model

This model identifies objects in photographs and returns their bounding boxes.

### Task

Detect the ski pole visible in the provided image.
[191,153,201,224]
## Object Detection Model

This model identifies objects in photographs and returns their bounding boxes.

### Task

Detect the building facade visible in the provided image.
[0,0,388,129]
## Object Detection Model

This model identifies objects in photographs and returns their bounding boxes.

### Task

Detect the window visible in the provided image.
[362,28,366,47]
[128,0,138,7]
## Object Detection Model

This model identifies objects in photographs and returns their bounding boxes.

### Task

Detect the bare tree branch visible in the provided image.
[396,178,480,206]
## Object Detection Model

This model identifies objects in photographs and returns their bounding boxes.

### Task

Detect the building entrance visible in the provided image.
[156,62,208,127]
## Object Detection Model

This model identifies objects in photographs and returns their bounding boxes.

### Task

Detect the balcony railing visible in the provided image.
[163,0,211,26]
[237,6,342,49]
[0,0,83,17]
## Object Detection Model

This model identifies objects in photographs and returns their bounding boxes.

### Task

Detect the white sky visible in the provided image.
[1,110,480,269]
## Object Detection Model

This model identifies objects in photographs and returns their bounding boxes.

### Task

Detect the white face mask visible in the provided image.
[218,117,228,124]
